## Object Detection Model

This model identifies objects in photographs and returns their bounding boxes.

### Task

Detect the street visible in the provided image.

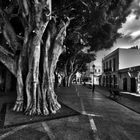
[0,85,140,140]
[57,85,140,140]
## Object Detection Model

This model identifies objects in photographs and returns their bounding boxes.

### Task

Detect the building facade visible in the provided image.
[75,72,82,84]
[93,65,102,85]
[85,62,102,85]
[118,66,140,93]
[102,49,119,88]
[102,48,140,94]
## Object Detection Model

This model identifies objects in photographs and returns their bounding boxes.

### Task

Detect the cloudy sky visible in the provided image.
[94,0,140,66]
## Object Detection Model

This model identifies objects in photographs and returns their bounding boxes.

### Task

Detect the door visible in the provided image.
[131,78,136,93]
[123,78,127,91]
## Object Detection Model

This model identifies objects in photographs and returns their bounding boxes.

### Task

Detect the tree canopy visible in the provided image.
[56,0,133,86]
[57,0,133,51]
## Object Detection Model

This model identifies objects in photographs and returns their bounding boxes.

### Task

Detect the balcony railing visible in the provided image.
[103,68,112,72]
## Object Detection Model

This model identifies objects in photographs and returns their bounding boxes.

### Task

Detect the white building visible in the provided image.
[76,72,82,84]
[85,62,102,85]
[102,47,140,93]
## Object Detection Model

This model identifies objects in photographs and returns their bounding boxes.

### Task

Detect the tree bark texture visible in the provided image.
[0,0,70,115]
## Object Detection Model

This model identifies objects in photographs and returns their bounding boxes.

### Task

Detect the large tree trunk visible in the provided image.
[67,73,75,87]
[63,58,77,87]
[0,0,70,115]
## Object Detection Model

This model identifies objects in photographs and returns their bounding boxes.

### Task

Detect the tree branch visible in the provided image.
[56,17,70,41]
[64,59,69,76]
[0,45,14,57]
[73,61,84,75]
[0,45,17,76]
[0,8,19,53]
[17,0,30,27]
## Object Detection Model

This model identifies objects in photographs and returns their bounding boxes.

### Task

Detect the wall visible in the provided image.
[94,76,99,85]
[102,48,140,92]
[119,73,131,91]
[102,49,119,72]
[101,49,119,88]
[94,66,102,76]
[119,49,140,70]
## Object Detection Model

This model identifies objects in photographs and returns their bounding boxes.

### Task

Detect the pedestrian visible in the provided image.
[92,83,95,93]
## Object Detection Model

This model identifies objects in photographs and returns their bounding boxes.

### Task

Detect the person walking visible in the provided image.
[92,83,95,93]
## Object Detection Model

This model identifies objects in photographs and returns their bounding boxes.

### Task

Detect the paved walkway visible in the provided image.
[57,85,140,140]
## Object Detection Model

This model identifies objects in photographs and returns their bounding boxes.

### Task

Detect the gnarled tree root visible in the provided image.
[48,90,61,114]
[24,100,49,116]
[13,100,24,112]
[13,96,61,116]
[42,102,49,115]
[25,104,39,116]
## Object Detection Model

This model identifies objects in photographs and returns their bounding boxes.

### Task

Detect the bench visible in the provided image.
[109,89,121,99]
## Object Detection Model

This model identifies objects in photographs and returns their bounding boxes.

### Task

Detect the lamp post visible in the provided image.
[92,64,95,85]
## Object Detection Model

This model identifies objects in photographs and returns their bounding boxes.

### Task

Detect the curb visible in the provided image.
[97,87,140,115]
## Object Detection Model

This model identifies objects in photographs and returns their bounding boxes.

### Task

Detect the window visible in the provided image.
[113,58,116,71]
[109,60,112,71]
[106,62,108,69]
[103,63,105,72]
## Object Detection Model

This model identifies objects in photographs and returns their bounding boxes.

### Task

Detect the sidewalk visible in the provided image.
[59,84,140,140]
[96,85,140,114]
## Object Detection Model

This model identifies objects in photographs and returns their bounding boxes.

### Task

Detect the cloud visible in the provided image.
[130,30,140,39]
[94,0,140,66]
[131,0,140,18]
[118,11,140,43]
[118,0,140,44]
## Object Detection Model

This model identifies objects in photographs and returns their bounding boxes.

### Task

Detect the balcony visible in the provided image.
[104,68,112,73]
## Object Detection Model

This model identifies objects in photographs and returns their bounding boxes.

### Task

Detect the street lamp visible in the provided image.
[92,64,95,85]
